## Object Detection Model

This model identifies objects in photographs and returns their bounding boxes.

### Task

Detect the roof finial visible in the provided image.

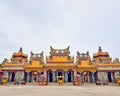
[19,47,22,52]
[98,46,102,52]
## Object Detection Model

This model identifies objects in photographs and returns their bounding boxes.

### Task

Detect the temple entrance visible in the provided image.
[11,72,15,82]
[94,72,98,83]
[24,72,27,82]
[57,71,63,82]
[80,71,94,83]
[108,72,112,82]
[32,72,38,82]
[82,72,88,82]
[8,72,10,82]
[68,71,73,82]
[29,72,32,82]
[48,70,53,82]
[58,71,62,76]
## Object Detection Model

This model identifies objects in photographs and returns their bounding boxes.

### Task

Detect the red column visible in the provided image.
[44,70,47,80]
[97,71,99,80]
[22,71,24,81]
[106,72,108,81]
[74,69,77,81]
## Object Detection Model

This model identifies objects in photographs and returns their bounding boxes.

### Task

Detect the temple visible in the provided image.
[1,46,120,85]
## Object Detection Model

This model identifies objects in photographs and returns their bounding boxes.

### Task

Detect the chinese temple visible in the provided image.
[1,46,120,84]
[93,46,120,83]
[2,47,27,83]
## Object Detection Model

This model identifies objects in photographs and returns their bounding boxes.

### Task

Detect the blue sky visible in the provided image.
[0,0,120,62]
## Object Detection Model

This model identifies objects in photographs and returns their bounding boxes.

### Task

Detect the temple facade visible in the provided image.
[1,46,120,84]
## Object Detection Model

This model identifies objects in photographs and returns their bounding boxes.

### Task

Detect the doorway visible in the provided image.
[68,71,72,82]
[58,71,62,76]
[48,71,53,82]
[11,72,15,82]
[108,72,112,82]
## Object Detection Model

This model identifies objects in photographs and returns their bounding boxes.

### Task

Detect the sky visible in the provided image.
[0,0,120,62]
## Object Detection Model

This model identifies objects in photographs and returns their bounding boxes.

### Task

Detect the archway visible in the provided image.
[94,72,98,83]
[68,71,71,82]
[58,71,62,76]
[80,71,94,83]
[108,72,112,82]
[24,71,27,82]
[68,70,73,82]
[8,72,10,82]
[48,70,53,82]
[11,72,15,82]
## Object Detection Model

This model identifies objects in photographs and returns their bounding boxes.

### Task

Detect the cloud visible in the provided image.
[0,0,120,62]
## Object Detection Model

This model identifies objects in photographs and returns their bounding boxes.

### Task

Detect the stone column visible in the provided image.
[9,72,12,82]
[92,73,95,83]
[52,71,56,82]
[30,72,32,82]
[27,72,30,83]
[111,72,114,83]
[18,71,22,84]
[113,72,116,83]
[64,71,68,83]
[36,72,39,82]
[38,72,40,82]
[97,71,100,80]
[9,72,11,82]
[62,71,64,82]
[106,72,108,81]
[22,71,24,81]
[15,71,17,82]
[87,72,90,83]
[74,69,77,81]
[8,72,10,82]
[71,72,73,82]
[38,72,41,82]
[113,72,117,83]
[80,73,83,82]
[44,70,47,80]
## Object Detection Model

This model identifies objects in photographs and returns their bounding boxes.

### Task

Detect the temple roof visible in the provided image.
[93,46,109,57]
[12,47,28,58]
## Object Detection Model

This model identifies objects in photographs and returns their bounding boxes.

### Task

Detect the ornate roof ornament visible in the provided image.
[113,57,120,64]
[19,47,22,52]
[76,51,91,63]
[30,51,44,63]
[86,51,89,56]
[50,46,70,56]
[12,47,28,58]
[98,46,102,52]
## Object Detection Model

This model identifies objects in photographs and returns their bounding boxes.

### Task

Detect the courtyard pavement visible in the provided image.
[0,83,120,96]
